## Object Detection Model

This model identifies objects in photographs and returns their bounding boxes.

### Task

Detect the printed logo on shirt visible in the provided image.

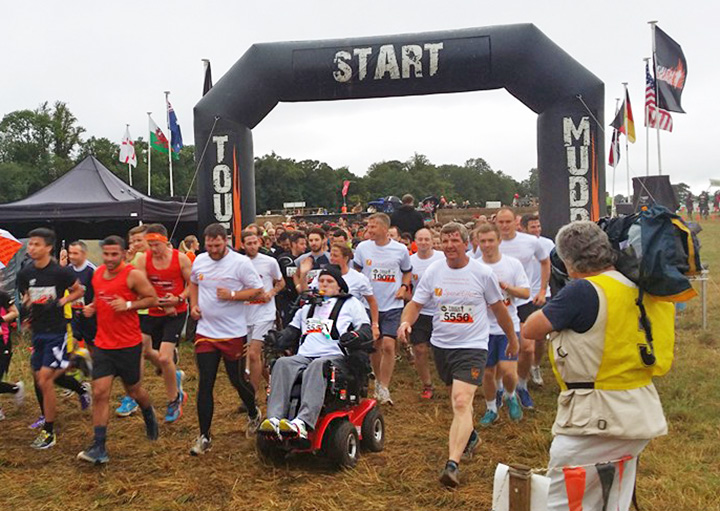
[286,266,298,277]
[434,288,443,297]
[365,259,372,266]
[197,273,205,281]
[371,268,396,283]
[412,273,419,282]
[440,305,474,323]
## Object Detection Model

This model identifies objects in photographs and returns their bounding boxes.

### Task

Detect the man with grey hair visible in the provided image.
[391,194,425,238]
[398,222,519,488]
[524,221,672,511]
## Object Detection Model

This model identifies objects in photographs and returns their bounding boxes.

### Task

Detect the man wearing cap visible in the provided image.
[259,265,371,439]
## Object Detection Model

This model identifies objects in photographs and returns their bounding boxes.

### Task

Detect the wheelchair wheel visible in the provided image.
[360,407,385,452]
[325,420,359,469]
[256,434,285,464]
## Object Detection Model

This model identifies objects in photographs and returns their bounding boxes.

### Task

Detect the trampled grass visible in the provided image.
[1,219,718,511]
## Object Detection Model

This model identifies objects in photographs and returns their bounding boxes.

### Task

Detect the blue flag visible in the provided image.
[167,101,183,159]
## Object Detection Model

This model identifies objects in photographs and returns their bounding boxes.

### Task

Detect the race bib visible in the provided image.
[501,290,511,307]
[306,269,321,285]
[29,286,57,304]
[371,268,396,283]
[305,317,334,339]
[440,304,475,324]
[71,296,86,310]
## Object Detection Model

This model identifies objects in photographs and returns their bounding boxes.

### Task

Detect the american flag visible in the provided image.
[646,62,674,132]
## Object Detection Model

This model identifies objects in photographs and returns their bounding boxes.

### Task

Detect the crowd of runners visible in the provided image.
[0,195,555,489]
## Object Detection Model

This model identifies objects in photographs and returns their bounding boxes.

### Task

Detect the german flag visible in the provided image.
[611,89,636,143]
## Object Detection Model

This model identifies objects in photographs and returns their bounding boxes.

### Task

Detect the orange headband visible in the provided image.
[145,233,168,243]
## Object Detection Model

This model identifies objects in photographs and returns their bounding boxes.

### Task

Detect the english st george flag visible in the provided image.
[119,126,137,167]
[654,26,687,114]
[611,89,636,143]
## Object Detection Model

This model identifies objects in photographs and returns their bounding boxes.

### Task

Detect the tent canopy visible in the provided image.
[0,156,197,222]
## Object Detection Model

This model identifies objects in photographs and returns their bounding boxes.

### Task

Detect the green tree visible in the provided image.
[518,168,539,197]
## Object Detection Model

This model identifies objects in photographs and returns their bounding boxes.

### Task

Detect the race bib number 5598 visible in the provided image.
[440,305,474,323]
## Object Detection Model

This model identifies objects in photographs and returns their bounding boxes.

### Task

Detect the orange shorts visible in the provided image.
[194,335,246,361]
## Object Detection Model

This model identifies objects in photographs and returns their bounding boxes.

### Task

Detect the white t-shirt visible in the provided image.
[309,268,373,304]
[484,255,529,335]
[526,236,555,298]
[246,253,282,325]
[413,258,503,350]
[190,251,263,339]
[410,250,446,316]
[499,232,550,306]
[291,296,369,358]
[353,239,412,312]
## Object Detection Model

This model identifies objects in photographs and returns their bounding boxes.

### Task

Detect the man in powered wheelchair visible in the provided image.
[258,265,385,467]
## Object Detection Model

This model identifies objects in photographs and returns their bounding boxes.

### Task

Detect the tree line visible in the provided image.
[0,100,543,212]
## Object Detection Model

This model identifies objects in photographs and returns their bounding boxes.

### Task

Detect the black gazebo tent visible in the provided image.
[0,156,197,241]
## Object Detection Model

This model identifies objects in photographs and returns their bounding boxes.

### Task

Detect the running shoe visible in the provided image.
[259,417,281,436]
[31,430,56,449]
[279,418,308,439]
[144,407,159,440]
[116,396,138,417]
[176,369,185,396]
[479,409,499,427]
[495,389,503,410]
[246,407,263,438]
[505,394,524,422]
[79,384,92,411]
[29,415,45,429]
[165,391,188,423]
[77,443,110,465]
[420,385,434,400]
[461,430,480,461]
[439,460,460,488]
[190,434,212,456]
[376,384,394,406]
[530,366,544,387]
[14,381,25,407]
[516,387,535,409]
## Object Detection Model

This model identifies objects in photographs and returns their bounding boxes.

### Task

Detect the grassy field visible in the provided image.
[1,219,718,511]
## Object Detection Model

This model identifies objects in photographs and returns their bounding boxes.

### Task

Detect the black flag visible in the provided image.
[654,26,687,113]
[202,59,213,96]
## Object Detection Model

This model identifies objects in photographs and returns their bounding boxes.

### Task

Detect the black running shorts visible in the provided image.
[92,343,143,386]
[432,345,487,387]
[141,312,187,350]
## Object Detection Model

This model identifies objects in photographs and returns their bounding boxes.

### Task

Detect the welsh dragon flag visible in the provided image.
[149,115,179,160]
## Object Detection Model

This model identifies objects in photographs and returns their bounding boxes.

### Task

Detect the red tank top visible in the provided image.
[93,263,142,349]
[146,249,188,316]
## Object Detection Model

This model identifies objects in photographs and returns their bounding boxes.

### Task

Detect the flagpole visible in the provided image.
[623,82,631,199]
[147,112,152,196]
[612,97,620,216]
[164,90,174,197]
[649,20,663,175]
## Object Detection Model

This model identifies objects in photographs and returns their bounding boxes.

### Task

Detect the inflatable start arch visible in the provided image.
[194,24,605,238]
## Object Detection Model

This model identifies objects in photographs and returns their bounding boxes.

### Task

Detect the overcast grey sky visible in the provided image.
[2,1,715,194]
